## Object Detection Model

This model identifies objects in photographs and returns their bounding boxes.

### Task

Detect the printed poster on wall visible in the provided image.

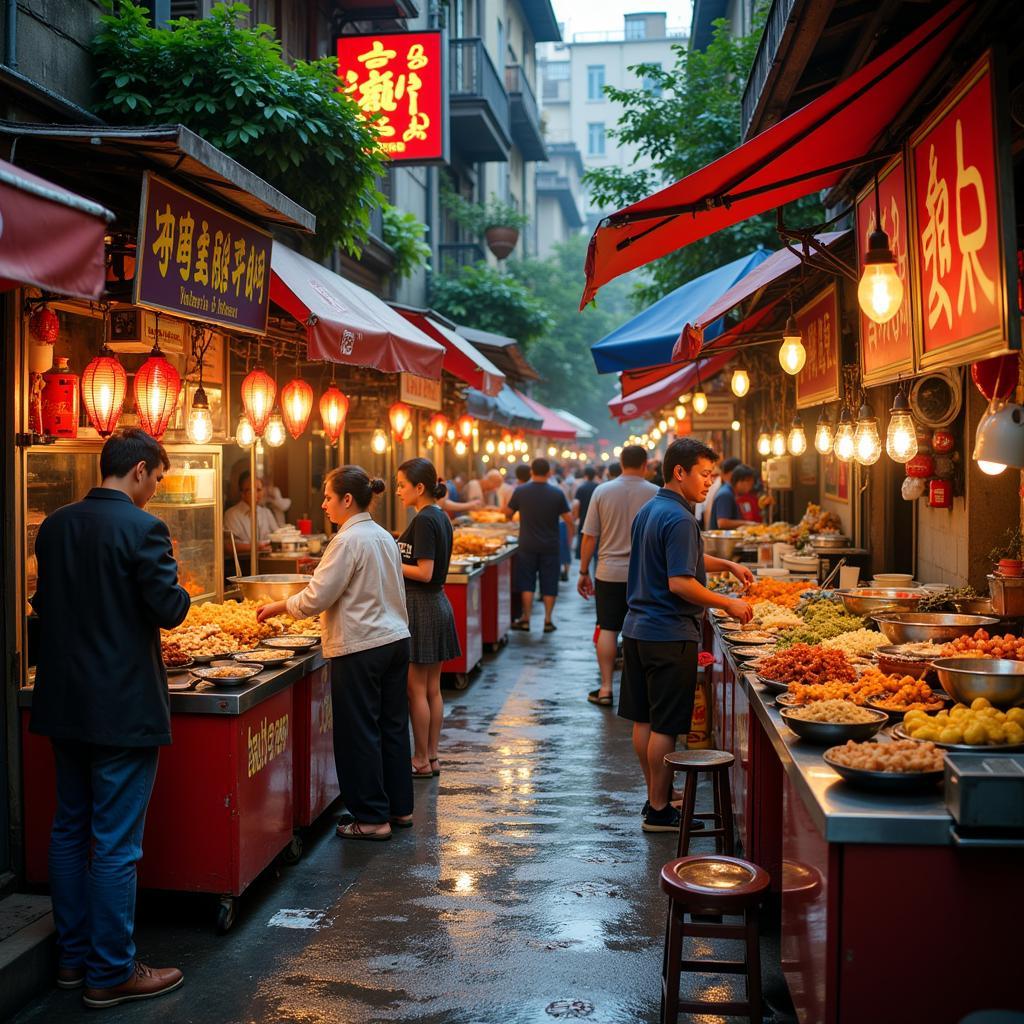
[795,284,841,409]
[856,154,914,385]
[908,50,1019,369]
[822,453,850,503]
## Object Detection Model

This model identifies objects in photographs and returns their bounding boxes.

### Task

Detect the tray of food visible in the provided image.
[755,645,857,690]
[719,630,777,645]
[780,702,888,744]
[263,635,319,650]
[233,648,295,666]
[733,645,777,661]
[873,643,945,679]
[190,663,262,686]
[893,699,1024,751]
[823,740,945,792]
[163,656,194,674]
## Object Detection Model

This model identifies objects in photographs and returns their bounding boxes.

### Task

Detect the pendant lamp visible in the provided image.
[81,345,127,437]
[133,343,181,441]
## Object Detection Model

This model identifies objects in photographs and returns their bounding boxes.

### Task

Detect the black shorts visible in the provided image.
[618,636,699,736]
[594,579,629,633]
[515,549,560,597]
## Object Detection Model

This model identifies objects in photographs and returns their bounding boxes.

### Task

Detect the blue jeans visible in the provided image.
[49,741,159,988]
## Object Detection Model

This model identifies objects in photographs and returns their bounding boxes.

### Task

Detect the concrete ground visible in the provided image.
[13,582,795,1024]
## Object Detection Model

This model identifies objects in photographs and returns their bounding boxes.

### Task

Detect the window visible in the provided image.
[587,65,605,101]
[587,122,605,157]
[546,62,570,81]
[624,15,646,40]
[642,63,663,97]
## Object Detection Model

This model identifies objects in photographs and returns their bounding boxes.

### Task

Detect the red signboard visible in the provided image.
[338,31,446,163]
[795,284,842,409]
[856,154,914,385]
[909,51,1019,369]
[134,173,272,335]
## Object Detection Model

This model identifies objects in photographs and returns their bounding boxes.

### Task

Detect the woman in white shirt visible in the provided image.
[257,466,412,841]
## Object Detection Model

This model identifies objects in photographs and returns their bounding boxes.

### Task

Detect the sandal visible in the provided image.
[336,821,391,841]
[411,760,434,779]
[429,758,441,777]
[544,621,557,633]
[511,620,530,632]
[587,689,613,706]
[389,815,414,829]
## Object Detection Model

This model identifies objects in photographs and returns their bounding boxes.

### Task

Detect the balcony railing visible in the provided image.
[450,37,509,126]
[740,0,796,140]
[505,64,546,161]
[449,38,511,161]
[438,242,486,270]
[505,65,539,126]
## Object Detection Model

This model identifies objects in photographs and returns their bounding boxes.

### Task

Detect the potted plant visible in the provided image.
[989,527,1024,577]
[440,188,529,260]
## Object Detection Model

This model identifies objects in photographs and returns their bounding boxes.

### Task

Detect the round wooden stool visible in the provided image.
[659,854,770,1024]
[664,749,735,857]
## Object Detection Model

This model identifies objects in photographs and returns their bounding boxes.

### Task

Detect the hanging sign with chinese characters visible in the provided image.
[133,173,272,335]
[856,154,914,385]
[400,372,442,410]
[337,31,447,164]
[795,284,842,409]
[909,50,1019,370]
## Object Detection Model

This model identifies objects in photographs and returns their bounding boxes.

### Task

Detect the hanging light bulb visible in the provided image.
[264,411,287,448]
[428,412,449,444]
[658,419,668,433]
[731,368,750,397]
[973,400,1024,474]
[814,410,834,455]
[240,365,276,437]
[371,428,388,455]
[457,414,475,441]
[666,415,676,428]
[498,441,508,455]
[674,403,686,420]
[81,345,127,437]
[858,187,904,325]
[787,415,807,456]
[853,402,882,466]
[651,427,662,441]
[186,385,214,445]
[319,385,349,444]
[756,423,772,457]
[235,413,255,450]
[133,343,181,441]
[613,445,622,456]
[547,445,558,456]
[770,422,787,457]
[778,315,807,375]
[485,439,496,454]
[692,389,708,416]
[731,420,741,432]
[885,384,918,463]
[388,400,412,439]
[481,453,491,464]
[454,438,468,456]
[833,407,855,462]
[281,377,314,439]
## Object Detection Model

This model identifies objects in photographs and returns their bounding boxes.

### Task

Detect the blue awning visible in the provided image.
[590,249,770,374]
[466,384,543,431]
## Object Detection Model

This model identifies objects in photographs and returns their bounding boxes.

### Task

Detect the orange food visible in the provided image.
[758,643,856,687]
[941,629,1024,661]
[744,579,818,609]
[857,667,943,710]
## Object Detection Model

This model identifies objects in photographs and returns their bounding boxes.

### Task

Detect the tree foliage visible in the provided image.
[382,206,431,280]
[584,12,823,309]
[92,1,385,256]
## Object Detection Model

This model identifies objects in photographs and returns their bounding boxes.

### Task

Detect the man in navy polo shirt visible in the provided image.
[620,437,755,834]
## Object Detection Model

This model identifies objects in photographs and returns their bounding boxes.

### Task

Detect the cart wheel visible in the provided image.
[281,835,303,865]
[216,896,237,933]
[453,673,469,690]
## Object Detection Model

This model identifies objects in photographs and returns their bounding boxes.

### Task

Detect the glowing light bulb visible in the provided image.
[601,452,610,461]
[264,412,286,448]
[186,386,213,445]
[853,403,881,465]
[770,424,787,457]
[371,428,388,455]
[651,428,662,441]
[731,369,750,397]
[885,388,918,464]
[978,460,1007,475]
[731,420,741,432]
[858,260,904,324]
[693,390,708,415]
[485,440,496,454]
[814,413,834,455]
[613,446,622,456]
[658,419,668,433]
[674,404,685,420]
[235,413,255,449]
[454,439,468,456]
[757,426,771,457]
[498,441,507,455]
[833,411,855,463]
[481,454,490,464]
[521,453,530,463]
[667,415,676,428]
[778,314,807,375]
[787,418,807,456]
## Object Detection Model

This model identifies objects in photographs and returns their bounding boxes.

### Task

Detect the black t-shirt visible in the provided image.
[508,480,570,554]
[397,504,453,592]
[575,480,598,531]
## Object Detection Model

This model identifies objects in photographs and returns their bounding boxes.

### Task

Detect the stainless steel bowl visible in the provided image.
[930,658,1024,709]
[779,707,888,745]
[227,574,312,602]
[809,533,849,549]
[839,588,924,617]
[871,612,999,644]
[702,530,744,558]
[952,597,996,616]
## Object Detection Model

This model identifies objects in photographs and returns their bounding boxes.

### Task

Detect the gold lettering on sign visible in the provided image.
[954,119,995,316]
[247,713,290,778]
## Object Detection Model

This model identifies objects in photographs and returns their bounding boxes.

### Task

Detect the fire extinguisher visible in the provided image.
[40,357,79,438]
[928,479,953,508]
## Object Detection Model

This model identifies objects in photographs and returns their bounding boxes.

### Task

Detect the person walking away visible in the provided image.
[496,468,517,509]
[257,467,412,840]
[573,466,599,561]
[607,461,622,480]
[699,457,739,528]
[507,458,573,633]
[577,445,658,708]
[709,463,757,530]
[620,438,754,834]
[30,428,190,1008]
[395,459,460,780]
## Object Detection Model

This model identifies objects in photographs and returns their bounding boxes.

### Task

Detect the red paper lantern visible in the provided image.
[428,413,449,443]
[319,385,349,443]
[81,346,127,437]
[931,429,955,454]
[388,401,412,438]
[457,414,475,441]
[132,345,181,441]
[905,453,935,479]
[971,354,1018,401]
[29,305,59,344]
[280,377,314,440]
[240,366,276,437]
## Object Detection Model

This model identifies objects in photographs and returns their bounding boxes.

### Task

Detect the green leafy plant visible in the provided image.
[988,527,1023,563]
[440,188,529,235]
[92,1,385,257]
[382,205,432,280]
[430,262,550,343]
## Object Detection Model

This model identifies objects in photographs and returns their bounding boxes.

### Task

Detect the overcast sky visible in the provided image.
[550,0,693,41]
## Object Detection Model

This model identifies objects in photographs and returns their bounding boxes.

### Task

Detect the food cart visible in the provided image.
[442,564,484,689]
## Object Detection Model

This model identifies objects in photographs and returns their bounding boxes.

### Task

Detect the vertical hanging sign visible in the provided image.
[909,50,1019,370]
[795,284,842,409]
[337,31,448,164]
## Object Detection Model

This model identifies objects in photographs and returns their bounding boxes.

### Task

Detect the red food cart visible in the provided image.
[480,546,515,650]
[442,564,484,689]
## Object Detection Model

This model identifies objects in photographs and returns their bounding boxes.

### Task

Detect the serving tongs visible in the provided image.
[229,531,243,579]
[820,556,847,591]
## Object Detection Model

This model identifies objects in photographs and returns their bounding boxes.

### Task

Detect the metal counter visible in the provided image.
[445,564,487,584]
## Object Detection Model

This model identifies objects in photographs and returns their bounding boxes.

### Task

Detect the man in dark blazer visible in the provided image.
[30,428,191,1008]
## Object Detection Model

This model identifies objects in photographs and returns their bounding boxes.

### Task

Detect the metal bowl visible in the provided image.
[233,648,296,667]
[703,530,744,559]
[952,597,996,616]
[870,612,999,644]
[809,533,849,549]
[190,663,261,686]
[930,658,1024,709]
[227,574,312,602]
[839,588,924,617]
[263,635,319,650]
[755,674,790,694]
[780,707,888,745]
[822,748,945,793]
[891,720,1024,752]
[873,645,932,680]
[733,645,777,661]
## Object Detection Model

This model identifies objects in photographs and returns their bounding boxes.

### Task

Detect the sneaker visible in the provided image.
[82,962,183,1008]
[641,800,651,817]
[641,804,681,833]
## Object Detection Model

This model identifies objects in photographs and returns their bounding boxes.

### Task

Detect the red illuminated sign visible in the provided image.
[337,31,446,164]
[795,284,842,410]
[856,154,914,386]
[909,51,1018,369]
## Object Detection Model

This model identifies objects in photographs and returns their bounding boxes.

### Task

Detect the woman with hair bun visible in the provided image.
[396,457,461,779]
[257,465,413,841]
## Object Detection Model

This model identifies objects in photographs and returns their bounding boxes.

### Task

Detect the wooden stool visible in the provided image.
[660,854,769,1024]
[664,749,735,857]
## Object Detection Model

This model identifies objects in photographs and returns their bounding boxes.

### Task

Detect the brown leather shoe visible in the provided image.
[82,961,183,1008]
[57,966,85,989]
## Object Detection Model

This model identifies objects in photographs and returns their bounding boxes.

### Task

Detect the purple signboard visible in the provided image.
[134,173,272,335]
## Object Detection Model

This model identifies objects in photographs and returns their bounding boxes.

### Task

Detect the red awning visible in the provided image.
[271,243,445,378]
[513,390,578,439]
[581,0,971,306]
[0,158,112,299]
[394,308,506,395]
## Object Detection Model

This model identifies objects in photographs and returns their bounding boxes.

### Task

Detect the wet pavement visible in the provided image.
[14,583,794,1023]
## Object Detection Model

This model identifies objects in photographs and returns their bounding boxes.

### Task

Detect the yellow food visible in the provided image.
[788,700,879,724]
[904,702,1024,747]
[827,739,944,773]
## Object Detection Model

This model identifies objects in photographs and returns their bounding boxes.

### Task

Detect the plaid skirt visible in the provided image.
[405,586,461,665]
